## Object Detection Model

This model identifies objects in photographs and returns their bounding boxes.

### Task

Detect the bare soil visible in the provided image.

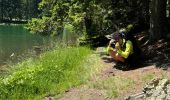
[55,33,170,100]
[56,54,170,100]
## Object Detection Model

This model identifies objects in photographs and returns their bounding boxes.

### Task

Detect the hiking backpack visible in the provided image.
[119,31,141,56]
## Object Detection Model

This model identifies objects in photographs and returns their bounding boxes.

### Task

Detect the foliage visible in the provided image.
[62,23,78,45]
[27,17,56,35]
[26,0,152,46]
[0,0,41,22]
[0,47,100,99]
[1,0,170,43]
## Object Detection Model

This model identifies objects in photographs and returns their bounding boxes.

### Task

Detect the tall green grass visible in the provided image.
[0,47,98,99]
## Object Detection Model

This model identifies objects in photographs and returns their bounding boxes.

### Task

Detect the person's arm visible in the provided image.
[107,44,114,53]
[106,39,115,53]
[117,41,133,58]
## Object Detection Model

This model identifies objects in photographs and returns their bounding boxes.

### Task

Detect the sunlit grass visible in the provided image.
[141,73,155,83]
[141,72,167,84]
[0,46,100,99]
[91,76,135,97]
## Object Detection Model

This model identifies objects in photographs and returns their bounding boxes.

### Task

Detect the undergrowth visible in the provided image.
[0,47,100,100]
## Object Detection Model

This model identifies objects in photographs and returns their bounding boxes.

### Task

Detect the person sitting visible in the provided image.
[107,32,135,70]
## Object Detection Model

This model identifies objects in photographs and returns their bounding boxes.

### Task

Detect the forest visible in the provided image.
[25,0,170,43]
[1,0,170,42]
[0,0,41,23]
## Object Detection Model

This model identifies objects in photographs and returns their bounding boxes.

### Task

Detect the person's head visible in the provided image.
[113,32,123,45]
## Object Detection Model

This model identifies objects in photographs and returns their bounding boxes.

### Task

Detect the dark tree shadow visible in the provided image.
[141,38,170,70]
[101,56,116,63]
[100,53,152,71]
[97,36,170,71]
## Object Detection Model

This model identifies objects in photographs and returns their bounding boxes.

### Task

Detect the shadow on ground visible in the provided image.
[96,34,170,71]
[141,38,170,70]
[100,53,152,71]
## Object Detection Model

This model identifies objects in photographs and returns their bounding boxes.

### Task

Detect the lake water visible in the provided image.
[0,25,51,65]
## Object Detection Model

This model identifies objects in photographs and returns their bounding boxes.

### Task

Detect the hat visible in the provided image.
[113,32,121,40]
[105,33,121,43]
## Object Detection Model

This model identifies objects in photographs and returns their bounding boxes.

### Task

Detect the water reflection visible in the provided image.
[0,25,50,65]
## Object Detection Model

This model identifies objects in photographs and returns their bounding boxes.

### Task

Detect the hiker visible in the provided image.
[107,29,139,70]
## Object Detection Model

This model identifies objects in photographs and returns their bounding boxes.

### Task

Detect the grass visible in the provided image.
[90,76,135,97]
[141,73,155,83]
[0,46,101,100]
[141,72,167,83]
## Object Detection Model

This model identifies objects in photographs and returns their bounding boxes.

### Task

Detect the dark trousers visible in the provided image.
[125,53,139,67]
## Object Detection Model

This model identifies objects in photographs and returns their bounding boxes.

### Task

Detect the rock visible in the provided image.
[167,84,170,94]
[142,78,170,99]
[143,78,160,93]
[158,79,169,86]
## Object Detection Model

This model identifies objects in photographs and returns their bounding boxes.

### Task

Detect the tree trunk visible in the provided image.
[0,0,4,21]
[84,16,92,37]
[143,0,150,24]
[150,0,168,41]
[26,0,29,20]
[83,0,93,37]
[168,0,170,17]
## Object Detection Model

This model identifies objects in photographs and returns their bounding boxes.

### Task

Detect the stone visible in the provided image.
[142,78,170,99]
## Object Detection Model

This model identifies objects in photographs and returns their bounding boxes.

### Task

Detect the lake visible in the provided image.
[0,24,51,65]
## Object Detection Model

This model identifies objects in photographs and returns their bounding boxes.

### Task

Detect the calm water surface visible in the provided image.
[0,25,51,65]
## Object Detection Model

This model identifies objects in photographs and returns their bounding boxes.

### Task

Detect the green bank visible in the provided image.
[0,46,101,99]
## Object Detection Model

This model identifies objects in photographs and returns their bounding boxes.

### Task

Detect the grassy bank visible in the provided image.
[0,46,101,99]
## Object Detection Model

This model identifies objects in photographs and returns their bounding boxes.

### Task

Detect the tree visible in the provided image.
[150,0,169,41]
[0,0,41,23]
[168,0,170,17]
[0,0,4,21]
[27,0,155,47]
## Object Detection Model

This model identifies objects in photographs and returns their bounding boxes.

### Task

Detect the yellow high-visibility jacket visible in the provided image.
[107,39,133,59]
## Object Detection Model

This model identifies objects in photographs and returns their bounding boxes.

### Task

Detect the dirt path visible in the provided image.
[56,55,170,100]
